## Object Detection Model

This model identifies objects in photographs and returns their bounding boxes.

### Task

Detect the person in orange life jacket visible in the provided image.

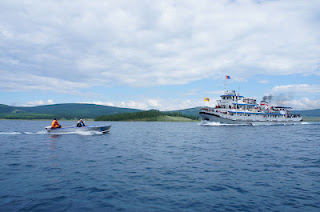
[77,118,85,127]
[51,118,61,129]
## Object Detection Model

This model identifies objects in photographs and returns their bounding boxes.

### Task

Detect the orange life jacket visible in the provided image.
[51,120,60,129]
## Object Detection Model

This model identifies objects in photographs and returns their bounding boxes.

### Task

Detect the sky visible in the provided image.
[0,0,319,111]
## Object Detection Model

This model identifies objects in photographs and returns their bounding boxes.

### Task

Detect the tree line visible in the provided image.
[94,110,200,121]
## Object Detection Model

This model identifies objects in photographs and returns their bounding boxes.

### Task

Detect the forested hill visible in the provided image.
[169,107,202,117]
[294,109,320,117]
[0,103,141,119]
[94,110,199,121]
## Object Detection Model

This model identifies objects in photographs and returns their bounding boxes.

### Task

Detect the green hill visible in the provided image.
[95,110,199,122]
[294,109,320,117]
[168,107,202,118]
[0,103,141,119]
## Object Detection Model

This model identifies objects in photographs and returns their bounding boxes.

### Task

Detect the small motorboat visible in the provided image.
[45,125,111,134]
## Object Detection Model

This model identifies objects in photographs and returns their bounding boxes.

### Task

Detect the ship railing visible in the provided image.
[200,107,215,112]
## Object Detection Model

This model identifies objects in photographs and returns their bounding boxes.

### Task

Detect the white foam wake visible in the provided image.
[198,121,247,126]
[0,131,22,135]
[0,130,104,136]
[48,131,104,136]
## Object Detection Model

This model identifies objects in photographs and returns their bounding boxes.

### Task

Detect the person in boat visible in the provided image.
[77,118,86,127]
[51,118,61,129]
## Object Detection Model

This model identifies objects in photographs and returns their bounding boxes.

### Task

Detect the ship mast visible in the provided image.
[225,75,230,94]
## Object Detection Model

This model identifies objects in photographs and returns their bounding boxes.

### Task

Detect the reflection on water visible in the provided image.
[50,134,61,139]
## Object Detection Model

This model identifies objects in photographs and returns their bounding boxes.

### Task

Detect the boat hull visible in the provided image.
[46,125,111,134]
[200,110,302,124]
[200,111,248,124]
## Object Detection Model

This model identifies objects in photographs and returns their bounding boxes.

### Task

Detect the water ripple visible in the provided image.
[0,120,320,211]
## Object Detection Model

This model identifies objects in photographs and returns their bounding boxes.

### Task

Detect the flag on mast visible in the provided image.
[226,75,231,79]
[204,97,210,102]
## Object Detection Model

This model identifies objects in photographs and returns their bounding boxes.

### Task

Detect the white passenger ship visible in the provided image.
[199,90,302,124]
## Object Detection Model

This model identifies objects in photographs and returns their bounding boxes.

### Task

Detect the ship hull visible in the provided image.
[200,110,302,124]
[200,111,249,124]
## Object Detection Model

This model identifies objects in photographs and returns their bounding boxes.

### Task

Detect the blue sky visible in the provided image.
[0,0,319,110]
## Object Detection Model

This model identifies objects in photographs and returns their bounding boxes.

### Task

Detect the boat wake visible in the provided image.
[48,131,104,136]
[198,121,248,126]
[251,122,295,126]
[0,131,23,135]
[300,122,320,125]
[199,121,319,126]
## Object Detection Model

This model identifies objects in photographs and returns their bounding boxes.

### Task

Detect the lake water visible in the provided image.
[0,120,320,211]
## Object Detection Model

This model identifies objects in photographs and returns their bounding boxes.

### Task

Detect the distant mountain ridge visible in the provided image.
[170,107,202,117]
[0,104,319,119]
[0,103,141,119]
[294,109,320,117]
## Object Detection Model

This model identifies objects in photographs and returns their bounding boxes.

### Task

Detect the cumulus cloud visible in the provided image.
[0,0,319,91]
[272,84,320,94]
[25,99,54,106]
[277,98,320,110]
[86,98,205,111]
[262,84,320,109]
[0,72,89,93]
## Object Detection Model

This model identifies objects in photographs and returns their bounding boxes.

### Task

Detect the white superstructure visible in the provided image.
[199,90,302,124]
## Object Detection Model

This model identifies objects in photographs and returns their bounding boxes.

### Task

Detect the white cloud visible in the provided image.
[272,84,320,94]
[89,101,115,107]
[85,97,205,111]
[265,84,320,109]
[25,99,55,106]
[0,72,89,93]
[0,0,319,91]
[277,98,320,110]
[147,99,161,107]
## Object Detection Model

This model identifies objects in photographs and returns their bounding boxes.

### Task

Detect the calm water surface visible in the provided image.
[0,120,320,211]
